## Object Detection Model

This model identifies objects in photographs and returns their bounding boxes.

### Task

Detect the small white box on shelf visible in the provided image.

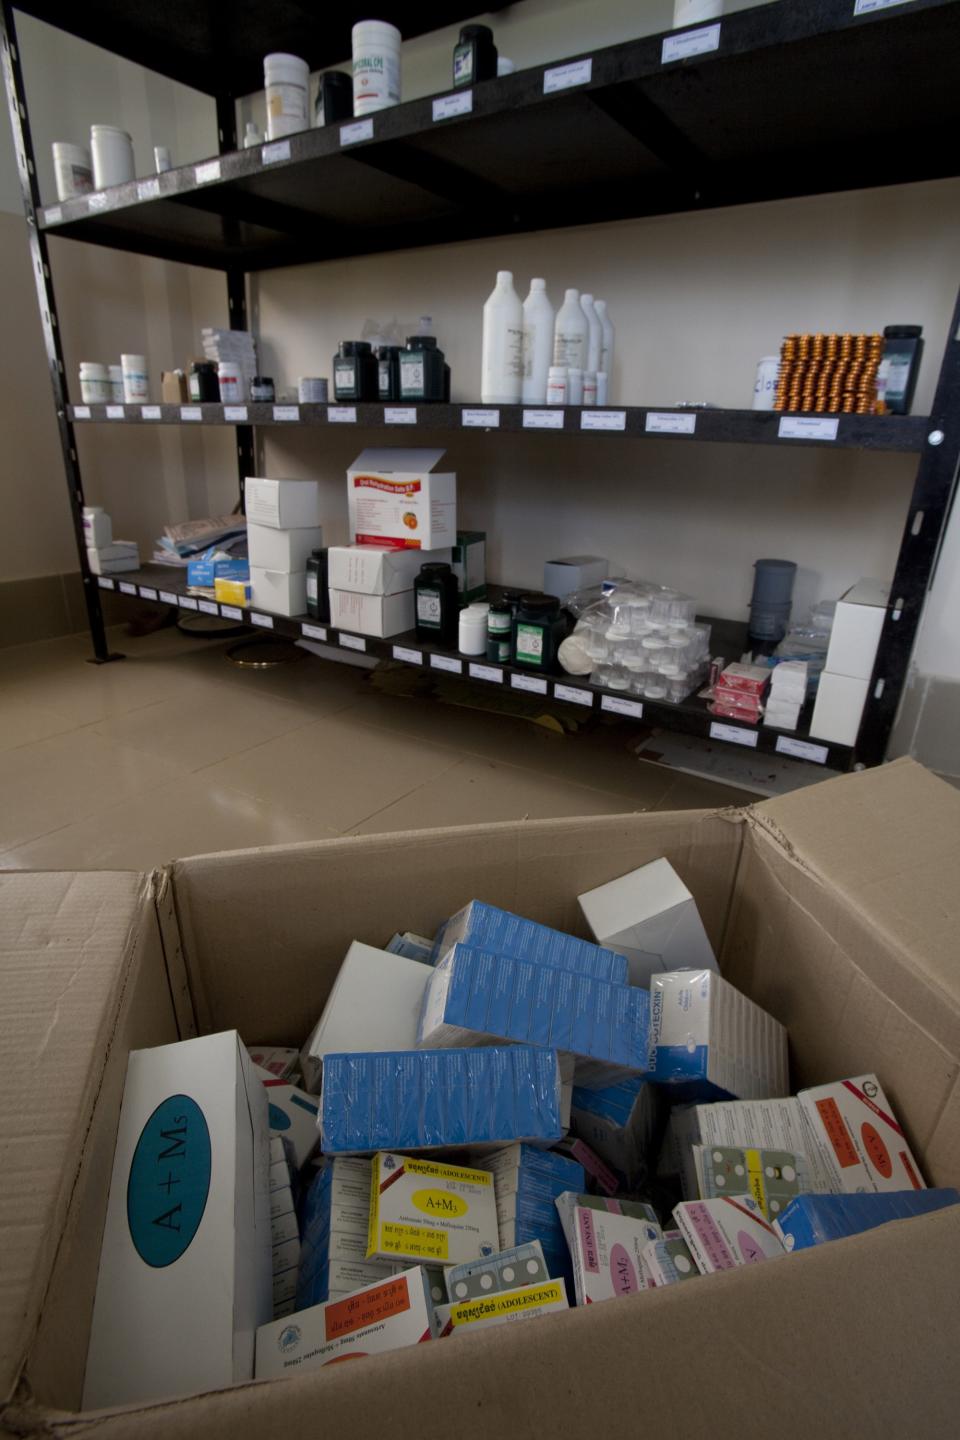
[329,587,414,638]
[247,523,323,572]
[250,567,307,617]
[810,673,869,746]
[825,579,890,680]
[245,477,322,530]
[543,556,608,601]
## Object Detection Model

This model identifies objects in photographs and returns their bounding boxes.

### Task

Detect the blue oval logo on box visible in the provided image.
[126,1095,211,1267]
[268,1102,291,1131]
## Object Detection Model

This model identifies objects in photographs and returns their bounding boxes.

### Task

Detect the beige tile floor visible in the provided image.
[0,622,755,871]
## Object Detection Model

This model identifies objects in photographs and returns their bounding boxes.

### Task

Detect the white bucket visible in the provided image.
[90,126,135,189]
[352,20,401,115]
[264,53,310,139]
[52,142,93,201]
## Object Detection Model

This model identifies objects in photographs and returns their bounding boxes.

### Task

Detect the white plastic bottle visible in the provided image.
[481,270,523,404]
[580,294,602,374]
[546,366,567,405]
[521,278,555,405]
[264,54,310,140]
[352,20,402,115]
[553,288,588,370]
[595,299,615,392]
[568,367,584,406]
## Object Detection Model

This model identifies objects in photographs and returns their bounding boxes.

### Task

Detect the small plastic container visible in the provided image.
[649,588,696,627]
[315,70,354,127]
[298,377,329,403]
[486,591,520,663]
[108,366,124,403]
[415,562,459,646]
[453,24,498,88]
[459,603,490,656]
[352,20,402,116]
[546,366,568,406]
[217,362,243,403]
[121,354,149,404]
[264,53,310,140]
[188,361,220,402]
[78,362,110,404]
[52,142,93,201]
[90,126,135,189]
[250,376,275,402]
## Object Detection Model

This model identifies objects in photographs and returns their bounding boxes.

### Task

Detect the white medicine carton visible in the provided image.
[83,1031,272,1409]
[245,477,323,530]
[367,1153,499,1266]
[347,448,456,551]
[327,543,453,596]
[649,970,789,1102]
[254,1067,321,1170]
[578,858,718,986]
[673,1195,786,1273]
[797,1074,926,1193]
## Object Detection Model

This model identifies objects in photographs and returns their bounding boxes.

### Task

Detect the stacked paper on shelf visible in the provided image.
[433,900,628,981]
[764,659,808,730]
[296,1157,397,1308]
[649,970,788,1102]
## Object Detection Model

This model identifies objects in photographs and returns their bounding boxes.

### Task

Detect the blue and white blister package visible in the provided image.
[648,970,788,1102]
[433,900,628,981]
[774,1188,960,1251]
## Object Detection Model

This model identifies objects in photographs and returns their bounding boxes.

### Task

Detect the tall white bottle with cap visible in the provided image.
[521,278,555,405]
[595,299,615,392]
[481,270,524,404]
[553,288,588,371]
[580,294,602,375]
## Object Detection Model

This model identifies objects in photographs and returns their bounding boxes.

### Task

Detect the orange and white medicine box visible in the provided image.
[347,448,456,551]
[367,1153,499,1266]
[255,1267,433,1378]
[797,1074,926,1193]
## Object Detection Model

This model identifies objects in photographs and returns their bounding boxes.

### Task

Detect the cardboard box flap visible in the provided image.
[0,871,154,1404]
[752,758,960,1009]
[349,448,446,473]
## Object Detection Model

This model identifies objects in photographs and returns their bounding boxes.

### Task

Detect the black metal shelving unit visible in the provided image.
[3,0,959,770]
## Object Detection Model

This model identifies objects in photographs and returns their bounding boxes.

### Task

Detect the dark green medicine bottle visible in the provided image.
[415,562,459,646]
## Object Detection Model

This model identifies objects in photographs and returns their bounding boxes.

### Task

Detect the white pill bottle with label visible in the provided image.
[481,270,523,404]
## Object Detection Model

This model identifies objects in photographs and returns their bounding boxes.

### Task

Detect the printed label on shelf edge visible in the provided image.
[543,58,593,93]
[393,646,423,665]
[554,683,593,707]
[433,90,473,121]
[273,405,299,421]
[328,406,357,423]
[198,599,219,615]
[178,596,199,610]
[709,721,759,748]
[87,193,108,210]
[385,407,417,424]
[661,23,721,65]
[778,416,839,441]
[249,612,274,629]
[194,160,221,185]
[180,406,202,421]
[97,577,115,589]
[73,406,91,419]
[469,663,503,683]
[261,140,291,165]
[159,591,179,605]
[220,604,243,621]
[645,411,697,435]
[118,582,137,595]
[302,623,328,641]
[581,410,626,431]
[106,406,124,419]
[601,695,644,719]
[775,736,829,764]
[462,409,500,428]
[224,405,248,422]
[341,119,374,146]
[45,206,62,226]
[511,673,548,694]
[430,654,462,674]
[339,633,366,651]
[523,409,564,429]
[854,0,910,13]
[137,177,160,201]
[141,405,162,420]
[139,586,158,601]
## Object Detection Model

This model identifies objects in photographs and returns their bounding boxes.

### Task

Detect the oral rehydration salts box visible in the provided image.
[83,1031,272,1408]
[555,1193,661,1304]
[649,970,788,1102]
[256,1267,434,1378]
[797,1074,927,1192]
[673,1195,786,1273]
[418,943,648,1086]
[578,857,718,986]
[347,448,456,551]
[433,900,628,982]
[367,1153,499,1266]
[433,1279,569,1337]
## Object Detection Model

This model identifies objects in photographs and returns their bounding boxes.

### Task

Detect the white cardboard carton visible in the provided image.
[250,567,307,617]
[579,857,718,985]
[825,579,890,680]
[797,1074,927,1193]
[347,448,456,551]
[542,556,608,601]
[329,587,415,638]
[247,523,324,573]
[810,672,870,746]
[649,970,789,1101]
[257,1072,321,1169]
[328,544,452,596]
[83,1031,272,1408]
[245,477,322,530]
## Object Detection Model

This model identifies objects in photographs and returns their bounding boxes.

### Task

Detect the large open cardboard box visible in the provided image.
[2,758,959,1438]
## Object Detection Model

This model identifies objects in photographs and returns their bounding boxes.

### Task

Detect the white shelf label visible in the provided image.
[301,622,327,641]
[544,58,593,93]
[601,694,644,719]
[581,410,626,431]
[198,599,219,615]
[73,406,91,419]
[195,159,221,185]
[385,407,417,424]
[854,0,910,13]
[709,721,759,748]
[137,177,160,201]
[97,577,115,589]
[645,411,697,435]
[45,205,62,225]
[159,591,179,605]
[178,596,199,610]
[511,673,548,694]
[328,406,357,423]
[777,415,839,441]
[462,408,500,428]
[141,405,162,420]
[433,90,473,121]
[220,604,243,621]
[339,632,366,651]
[341,118,374,146]
[273,405,299,422]
[431,654,463,674]
[118,582,137,595]
[180,405,202,421]
[262,140,291,165]
[662,23,721,64]
[523,409,564,429]
[393,646,423,665]
[469,663,503,683]
[249,612,274,629]
[554,683,593,708]
[87,193,108,210]
[776,736,829,764]
[224,405,248,422]
[139,586,158,600]
[106,405,124,419]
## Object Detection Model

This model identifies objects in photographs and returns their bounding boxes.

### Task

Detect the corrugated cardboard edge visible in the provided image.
[152,869,197,1040]
[0,874,157,1412]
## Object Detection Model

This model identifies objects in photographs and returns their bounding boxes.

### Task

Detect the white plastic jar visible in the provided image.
[352,20,402,115]
[52,142,93,201]
[108,366,124,403]
[546,366,567,405]
[121,354,149,403]
[264,53,310,139]
[79,363,110,403]
[217,362,243,403]
[459,603,490,657]
[90,126,135,189]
